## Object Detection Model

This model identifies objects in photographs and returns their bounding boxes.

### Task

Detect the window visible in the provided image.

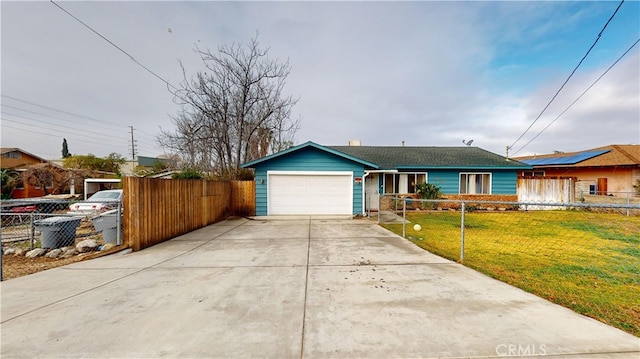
[409,173,426,193]
[14,176,24,190]
[1,151,21,159]
[383,173,427,194]
[34,179,54,190]
[384,174,396,193]
[521,171,545,177]
[460,173,491,194]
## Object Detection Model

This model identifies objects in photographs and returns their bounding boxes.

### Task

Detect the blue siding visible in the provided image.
[426,170,460,194]
[254,147,365,215]
[426,169,518,194]
[491,170,518,194]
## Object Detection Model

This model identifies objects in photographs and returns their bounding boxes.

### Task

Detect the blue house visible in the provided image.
[241,141,531,216]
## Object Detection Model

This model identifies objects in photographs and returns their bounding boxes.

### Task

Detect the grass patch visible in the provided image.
[557,221,639,244]
[381,210,640,337]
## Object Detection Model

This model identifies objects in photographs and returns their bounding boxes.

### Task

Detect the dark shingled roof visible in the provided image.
[327,146,530,169]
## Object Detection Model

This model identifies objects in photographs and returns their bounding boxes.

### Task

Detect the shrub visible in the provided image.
[172,169,203,179]
[415,183,442,200]
[415,183,443,210]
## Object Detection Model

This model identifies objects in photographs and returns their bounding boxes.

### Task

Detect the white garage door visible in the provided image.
[268,171,353,215]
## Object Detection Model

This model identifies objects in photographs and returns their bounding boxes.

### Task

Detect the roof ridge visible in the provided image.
[610,145,640,164]
[329,145,472,148]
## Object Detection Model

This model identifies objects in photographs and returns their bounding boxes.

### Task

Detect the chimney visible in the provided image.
[348,139,361,146]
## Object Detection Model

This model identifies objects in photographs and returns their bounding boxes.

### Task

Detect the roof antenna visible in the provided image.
[462,139,474,146]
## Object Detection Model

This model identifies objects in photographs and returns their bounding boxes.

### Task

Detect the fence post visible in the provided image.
[116,201,122,246]
[377,194,381,224]
[1,231,3,281]
[460,201,465,263]
[30,212,35,250]
[395,196,398,215]
[402,197,406,238]
[627,193,630,217]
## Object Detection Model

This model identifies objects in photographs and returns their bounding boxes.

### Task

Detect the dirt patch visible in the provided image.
[1,245,127,281]
[2,255,85,280]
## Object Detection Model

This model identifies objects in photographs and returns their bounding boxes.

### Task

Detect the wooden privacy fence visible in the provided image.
[517,176,575,209]
[230,180,256,217]
[122,178,255,251]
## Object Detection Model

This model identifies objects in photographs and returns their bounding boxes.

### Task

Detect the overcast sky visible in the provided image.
[2,1,639,160]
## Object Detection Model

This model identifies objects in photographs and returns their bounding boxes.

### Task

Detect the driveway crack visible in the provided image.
[299,217,311,358]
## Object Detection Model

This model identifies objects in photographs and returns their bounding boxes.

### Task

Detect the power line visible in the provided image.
[508,0,626,151]
[1,103,124,133]
[1,121,160,158]
[1,122,123,147]
[135,128,161,141]
[2,117,132,149]
[1,111,124,140]
[2,94,119,128]
[512,38,640,156]
[2,115,160,155]
[2,96,160,150]
[49,0,177,91]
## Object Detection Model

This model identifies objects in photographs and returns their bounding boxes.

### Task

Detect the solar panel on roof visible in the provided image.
[522,150,610,166]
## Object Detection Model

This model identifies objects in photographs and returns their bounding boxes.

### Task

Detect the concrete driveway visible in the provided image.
[1,217,638,358]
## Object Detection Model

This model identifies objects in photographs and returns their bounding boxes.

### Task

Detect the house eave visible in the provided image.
[241,141,380,169]
[394,165,533,170]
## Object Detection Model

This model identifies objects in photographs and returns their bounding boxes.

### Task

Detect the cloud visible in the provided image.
[510,51,640,155]
[1,1,637,161]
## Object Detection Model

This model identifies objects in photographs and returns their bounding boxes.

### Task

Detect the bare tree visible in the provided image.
[24,164,56,196]
[159,34,300,179]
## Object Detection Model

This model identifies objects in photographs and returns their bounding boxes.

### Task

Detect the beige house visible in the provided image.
[514,144,640,198]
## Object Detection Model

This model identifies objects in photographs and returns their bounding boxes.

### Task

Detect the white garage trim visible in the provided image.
[267,171,353,215]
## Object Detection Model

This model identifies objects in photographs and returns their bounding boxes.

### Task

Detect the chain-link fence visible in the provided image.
[578,191,640,207]
[377,195,640,337]
[1,199,123,280]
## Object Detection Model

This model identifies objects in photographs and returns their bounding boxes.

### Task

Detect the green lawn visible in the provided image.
[381,210,640,337]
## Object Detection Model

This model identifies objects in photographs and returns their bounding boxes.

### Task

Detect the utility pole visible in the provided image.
[129,126,137,160]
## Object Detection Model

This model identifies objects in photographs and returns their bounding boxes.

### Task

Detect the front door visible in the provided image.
[365,173,379,211]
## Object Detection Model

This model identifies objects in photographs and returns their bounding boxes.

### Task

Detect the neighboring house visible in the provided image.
[514,144,640,198]
[150,170,182,179]
[1,148,55,198]
[1,148,48,169]
[1,148,117,199]
[241,141,531,216]
[119,156,170,176]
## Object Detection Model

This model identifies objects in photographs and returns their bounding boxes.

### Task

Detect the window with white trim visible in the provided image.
[383,173,427,194]
[460,173,491,194]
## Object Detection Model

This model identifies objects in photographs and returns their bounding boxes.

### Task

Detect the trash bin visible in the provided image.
[34,216,82,249]
[91,209,122,245]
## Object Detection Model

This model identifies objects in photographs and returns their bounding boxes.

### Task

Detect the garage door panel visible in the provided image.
[268,173,352,215]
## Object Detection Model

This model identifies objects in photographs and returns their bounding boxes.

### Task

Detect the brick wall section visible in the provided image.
[380,194,518,211]
[442,194,518,202]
